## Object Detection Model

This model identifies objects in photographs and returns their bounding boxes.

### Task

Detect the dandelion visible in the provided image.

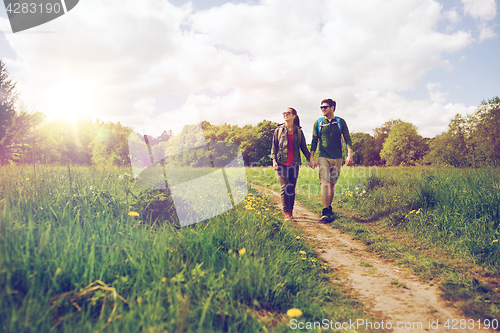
[228,249,233,254]
[287,308,303,318]
[161,277,167,282]
[296,236,301,240]
[299,250,306,255]
[239,248,246,255]
[493,240,499,243]
[137,297,142,304]
[128,212,139,217]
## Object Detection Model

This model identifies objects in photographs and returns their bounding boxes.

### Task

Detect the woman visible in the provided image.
[271,107,310,220]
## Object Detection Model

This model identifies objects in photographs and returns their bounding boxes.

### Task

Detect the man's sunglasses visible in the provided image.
[320,106,330,110]
[283,111,292,116]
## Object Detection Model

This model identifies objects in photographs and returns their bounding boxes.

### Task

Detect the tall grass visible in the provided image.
[0,165,372,332]
[339,167,500,268]
[248,165,500,320]
[248,166,500,268]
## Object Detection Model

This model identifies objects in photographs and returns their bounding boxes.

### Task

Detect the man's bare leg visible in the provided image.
[321,182,331,208]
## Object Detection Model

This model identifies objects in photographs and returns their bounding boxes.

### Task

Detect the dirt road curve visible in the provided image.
[253,185,493,333]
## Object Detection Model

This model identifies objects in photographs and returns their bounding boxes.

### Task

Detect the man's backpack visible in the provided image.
[317,116,341,137]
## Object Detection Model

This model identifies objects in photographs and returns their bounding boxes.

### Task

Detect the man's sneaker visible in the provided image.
[284,211,292,221]
[328,206,335,221]
[321,208,330,222]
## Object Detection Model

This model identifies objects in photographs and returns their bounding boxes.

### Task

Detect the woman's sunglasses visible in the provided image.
[283,111,292,116]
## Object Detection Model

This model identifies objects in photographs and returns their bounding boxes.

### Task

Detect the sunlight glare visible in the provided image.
[47,79,94,123]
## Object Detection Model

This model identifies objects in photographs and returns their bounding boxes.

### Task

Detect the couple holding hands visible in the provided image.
[271,99,353,222]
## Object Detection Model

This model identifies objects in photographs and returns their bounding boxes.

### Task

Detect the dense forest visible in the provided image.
[1,60,499,168]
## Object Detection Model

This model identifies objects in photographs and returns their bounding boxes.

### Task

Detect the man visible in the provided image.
[309,99,353,222]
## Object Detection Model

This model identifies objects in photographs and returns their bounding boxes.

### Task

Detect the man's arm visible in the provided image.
[309,120,319,169]
[309,151,317,169]
[346,149,353,166]
[341,118,353,166]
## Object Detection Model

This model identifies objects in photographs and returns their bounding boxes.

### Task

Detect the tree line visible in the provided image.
[1,60,499,167]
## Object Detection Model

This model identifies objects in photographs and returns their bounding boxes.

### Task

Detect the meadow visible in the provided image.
[0,165,377,332]
[248,165,500,319]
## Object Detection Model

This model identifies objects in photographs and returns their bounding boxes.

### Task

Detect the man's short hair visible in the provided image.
[321,99,336,110]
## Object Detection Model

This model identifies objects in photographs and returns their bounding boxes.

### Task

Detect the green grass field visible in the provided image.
[248,165,500,320]
[0,165,377,332]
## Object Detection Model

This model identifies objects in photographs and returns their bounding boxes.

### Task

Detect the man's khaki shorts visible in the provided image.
[318,157,343,185]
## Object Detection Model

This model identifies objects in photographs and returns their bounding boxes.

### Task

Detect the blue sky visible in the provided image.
[0,0,498,140]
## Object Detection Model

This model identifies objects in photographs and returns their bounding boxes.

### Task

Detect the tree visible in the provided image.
[350,132,377,166]
[248,120,278,166]
[372,119,402,165]
[424,97,500,167]
[6,107,44,163]
[473,96,500,166]
[0,60,19,164]
[380,122,427,166]
[90,121,132,166]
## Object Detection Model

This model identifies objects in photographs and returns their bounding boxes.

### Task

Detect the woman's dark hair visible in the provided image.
[288,107,300,127]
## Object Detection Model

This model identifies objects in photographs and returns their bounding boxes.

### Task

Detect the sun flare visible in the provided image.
[46,79,95,123]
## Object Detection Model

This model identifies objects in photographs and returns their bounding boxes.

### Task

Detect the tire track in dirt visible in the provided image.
[253,184,493,333]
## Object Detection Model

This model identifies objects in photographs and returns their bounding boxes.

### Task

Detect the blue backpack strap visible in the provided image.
[318,116,342,136]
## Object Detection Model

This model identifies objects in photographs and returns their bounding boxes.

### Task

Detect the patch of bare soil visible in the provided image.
[253,185,493,333]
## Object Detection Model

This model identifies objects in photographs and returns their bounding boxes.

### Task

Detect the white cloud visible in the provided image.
[461,0,497,21]
[445,8,461,23]
[344,90,474,138]
[3,0,478,140]
[427,82,447,104]
[478,23,498,41]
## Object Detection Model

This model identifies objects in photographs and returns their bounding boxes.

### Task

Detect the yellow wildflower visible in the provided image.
[299,250,306,255]
[296,236,301,240]
[228,249,233,254]
[287,308,303,318]
[493,240,499,243]
[239,248,246,255]
[128,212,140,217]
[137,297,142,304]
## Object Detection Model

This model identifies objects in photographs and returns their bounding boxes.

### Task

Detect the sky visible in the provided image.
[0,0,499,140]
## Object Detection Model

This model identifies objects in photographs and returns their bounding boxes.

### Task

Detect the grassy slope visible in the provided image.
[247,165,500,321]
[0,165,379,332]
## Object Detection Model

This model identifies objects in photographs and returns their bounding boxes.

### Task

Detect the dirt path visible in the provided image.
[253,185,492,333]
